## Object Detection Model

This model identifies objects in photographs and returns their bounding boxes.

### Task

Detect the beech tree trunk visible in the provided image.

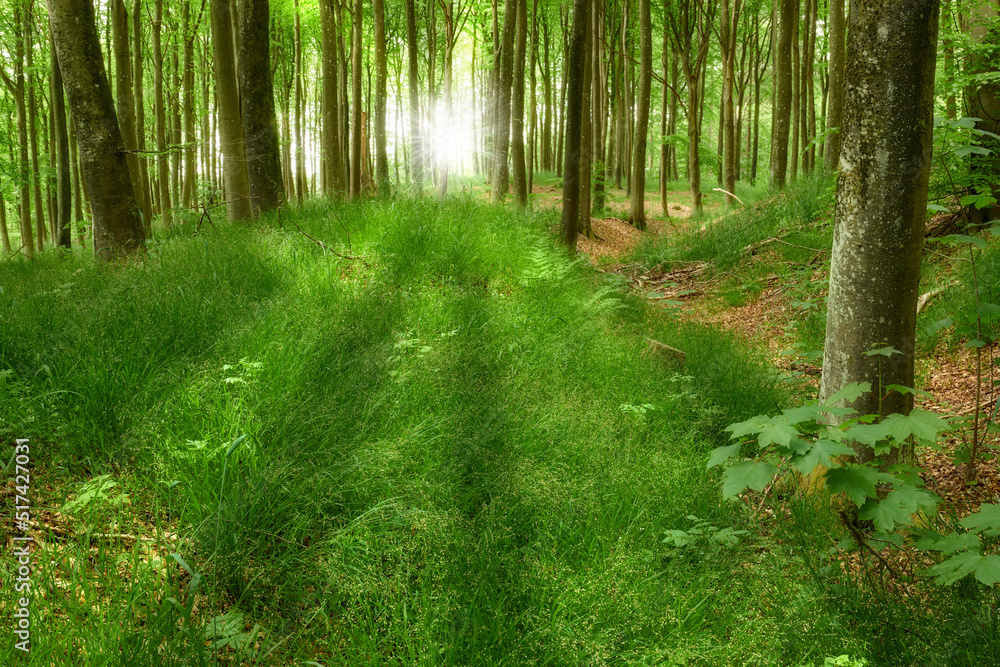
[819,0,940,466]
[628,0,652,228]
[50,29,72,248]
[492,0,517,201]
[153,0,172,228]
[47,0,145,259]
[825,0,844,173]
[770,0,793,189]
[511,0,528,208]
[406,0,422,192]
[238,0,285,214]
[561,0,588,250]
[321,0,346,197]
[350,0,363,199]
[211,0,253,220]
[374,0,389,195]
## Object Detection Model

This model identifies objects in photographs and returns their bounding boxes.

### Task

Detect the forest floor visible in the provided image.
[560,178,1000,522]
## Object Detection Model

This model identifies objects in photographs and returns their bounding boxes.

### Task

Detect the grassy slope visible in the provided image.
[0,195,994,665]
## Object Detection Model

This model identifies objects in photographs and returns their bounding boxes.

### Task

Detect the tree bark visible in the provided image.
[629,0,653,228]
[50,28,72,248]
[819,0,940,466]
[561,0,588,250]
[238,0,285,214]
[153,0,172,228]
[825,0,845,172]
[511,0,528,208]
[770,0,793,189]
[492,0,517,201]
[47,0,145,259]
[374,0,389,195]
[406,0,422,192]
[211,0,253,220]
[321,0,346,197]
[111,0,145,233]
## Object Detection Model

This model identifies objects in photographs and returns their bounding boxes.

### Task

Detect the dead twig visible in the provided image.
[290,219,371,267]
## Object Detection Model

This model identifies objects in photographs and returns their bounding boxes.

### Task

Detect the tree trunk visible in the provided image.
[12,6,34,257]
[561,0,588,251]
[825,0,845,171]
[374,0,389,195]
[770,0,793,189]
[629,0,652,228]
[966,1,1000,227]
[511,0,528,208]
[111,0,145,232]
[577,0,592,235]
[153,0,172,228]
[349,0,362,199]
[238,0,285,214]
[133,0,153,233]
[26,10,46,252]
[718,0,741,208]
[321,0,346,197]
[819,0,939,467]
[406,0,422,192]
[50,28,72,248]
[493,0,517,201]
[47,0,146,259]
[211,0,253,220]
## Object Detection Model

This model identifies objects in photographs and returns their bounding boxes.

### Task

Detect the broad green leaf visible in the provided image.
[880,410,949,444]
[791,438,856,475]
[916,531,980,555]
[823,382,871,407]
[757,419,799,448]
[725,415,766,440]
[957,116,979,129]
[864,346,901,357]
[940,233,987,249]
[925,317,953,335]
[781,404,827,425]
[960,503,1000,535]
[884,384,932,398]
[721,460,777,499]
[953,145,992,158]
[859,495,912,532]
[825,466,879,507]
[977,303,1000,324]
[926,204,950,213]
[841,422,892,447]
[929,550,981,586]
[973,128,1000,141]
[707,443,742,468]
[929,551,1000,586]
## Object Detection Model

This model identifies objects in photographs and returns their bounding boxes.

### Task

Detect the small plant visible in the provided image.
[661,514,748,559]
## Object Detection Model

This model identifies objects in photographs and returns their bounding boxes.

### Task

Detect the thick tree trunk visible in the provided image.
[211,0,253,220]
[47,0,145,259]
[561,0,588,251]
[238,0,285,214]
[819,0,939,466]
[770,0,793,189]
[321,0,346,197]
[628,0,652,228]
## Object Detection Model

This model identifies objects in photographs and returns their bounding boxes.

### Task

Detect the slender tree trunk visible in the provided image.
[770,0,793,189]
[13,6,34,257]
[153,0,171,228]
[562,0,588,251]
[719,0,741,207]
[321,0,346,196]
[211,0,253,220]
[26,10,46,252]
[629,0,652,228]
[112,0,145,233]
[406,0,422,192]
[50,29,72,248]
[239,0,286,214]
[349,0,362,199]
[47,0,146,259]
[493,0,517,201]
[577,0,592,235]
[374,0,389,195]
[133,0,153,233]
[511,0,528,207]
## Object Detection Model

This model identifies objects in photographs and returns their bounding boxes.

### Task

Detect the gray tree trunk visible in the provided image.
[238,0,285,214]
[47,0,145,259]
[824,0,845,172]
[628,0,652,228]
[211,0,253,220]
[561,0,588,251]
[819,0,940,465]
[770,0,793,189]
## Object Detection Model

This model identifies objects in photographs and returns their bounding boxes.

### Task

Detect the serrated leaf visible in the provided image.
[757,419,799,448]
[780,404,826,425]
[859,495,913,532]
[929,550,1000,586]
[725,415,766,440]
[825,466,879,507]
[880,410,949,444]
[977,303,1000,324]
[960,503,1000,534]
[791,438,856,475]
[885,384,932,398]
[916,531,981,555]
[841,422,892,447]
[823,382,872,407]
[954,145,992,158]
[707,443,741,468]
[721,460,778,499]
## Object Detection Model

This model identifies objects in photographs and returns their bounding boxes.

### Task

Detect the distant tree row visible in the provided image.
[0,0,997,259]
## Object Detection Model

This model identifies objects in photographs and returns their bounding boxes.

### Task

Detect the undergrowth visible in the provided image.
[0,195,995,664]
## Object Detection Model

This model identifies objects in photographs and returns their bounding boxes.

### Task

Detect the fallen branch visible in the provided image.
[712,188,746,206]
[290,219,371,267]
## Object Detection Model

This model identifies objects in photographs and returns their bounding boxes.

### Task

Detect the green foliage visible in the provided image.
[929,116,1000,214]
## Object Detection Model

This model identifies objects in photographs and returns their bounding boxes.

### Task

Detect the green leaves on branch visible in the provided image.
[708,382,1000,587]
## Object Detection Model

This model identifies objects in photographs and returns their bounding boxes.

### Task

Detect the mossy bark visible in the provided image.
[819,0,940,465]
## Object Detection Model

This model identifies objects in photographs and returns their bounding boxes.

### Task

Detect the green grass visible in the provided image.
[1,196,998,664]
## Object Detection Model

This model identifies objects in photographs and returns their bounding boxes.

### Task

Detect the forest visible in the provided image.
[2,0,1000,663]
